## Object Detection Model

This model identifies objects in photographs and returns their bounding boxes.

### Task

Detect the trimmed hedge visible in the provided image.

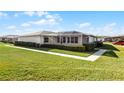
[14,41,86,52]
[1,40,14,44]
[95,41,103,47]
[15,41,40,48]
[83,43,96,51]
[15,41,103,51]
[40,44,85,52]
[83,41,103,51]
[1,40,8,43]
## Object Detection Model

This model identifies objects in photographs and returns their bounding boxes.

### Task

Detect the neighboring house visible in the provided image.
[0,35,19,43]
[104,35,124,42]
[97,37,105,42]
[18,31,97,46]
[104,37,113,42]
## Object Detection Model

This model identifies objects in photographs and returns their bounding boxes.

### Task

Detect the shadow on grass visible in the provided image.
[14,45,95,55]
[101,44,119,51]
[39,48,50,51]
[38,47,96,55]
[14,44,119,58]
[98,44,119,58]
[30,47,119,58]
[103,50,118,58]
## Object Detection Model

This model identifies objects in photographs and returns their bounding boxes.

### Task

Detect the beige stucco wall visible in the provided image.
[18,35,42,44]
[43,36,55,45]
[89,36,95,43]
[18,34,96,46]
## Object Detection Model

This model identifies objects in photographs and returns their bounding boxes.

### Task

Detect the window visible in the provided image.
[75,37,78,43]
[67,37,70,43]
[71,37,74,43]
[86,37,89,43]
[63,37,66,43]
[57,37,60,43]
[44,37,49,43]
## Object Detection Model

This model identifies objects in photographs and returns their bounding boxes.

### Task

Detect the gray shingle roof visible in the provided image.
[20,30,96,37]
[1,35,19,38]
[20,31,56,37]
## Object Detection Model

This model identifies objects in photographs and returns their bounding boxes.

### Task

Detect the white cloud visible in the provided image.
[76,22,118,36]
[36,11,48,17]
[30,19,47,25]
[79,22,91,28]
[7,25,16,29]
[46,14,56,19]
[30,14,62,25]
[103,22,117,32]
[93,23,117,36]
[21,23,31,27]
[23,11,48,17]
[109,22,117,26]
[0,12,8,18]
[24,11,35,16]
[14,13,19,17]
[76,22,92,34]
[30,18,56,25]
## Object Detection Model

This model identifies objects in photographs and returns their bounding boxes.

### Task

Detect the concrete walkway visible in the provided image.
[87,49,107,61]
[5,45,107,62]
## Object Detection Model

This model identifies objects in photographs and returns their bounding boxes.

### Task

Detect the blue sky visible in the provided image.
[0,11,124,36]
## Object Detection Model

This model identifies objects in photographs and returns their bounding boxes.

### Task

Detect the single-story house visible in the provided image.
[104,35,124,42]
[0,35,19,43]
[18,31,97,46]
[97,37,105,42]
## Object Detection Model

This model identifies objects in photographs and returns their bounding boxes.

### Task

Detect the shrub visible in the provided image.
[8,41,14,44]
[95,41,103,47]
[40,44,85,52]
[1,40,8,43]
[15,41,86,52]
[14,41,40,48]
[83,43,96,51]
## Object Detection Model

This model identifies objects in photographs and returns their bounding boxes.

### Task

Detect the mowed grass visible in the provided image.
[1,42,124,80]
[38,48,95,57]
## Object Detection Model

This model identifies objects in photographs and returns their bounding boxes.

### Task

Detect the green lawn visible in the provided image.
[1,42,124,80]
[38,48,95,57]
